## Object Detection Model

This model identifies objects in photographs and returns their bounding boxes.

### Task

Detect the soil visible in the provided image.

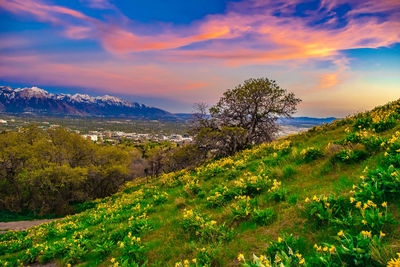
[0,218,57,232]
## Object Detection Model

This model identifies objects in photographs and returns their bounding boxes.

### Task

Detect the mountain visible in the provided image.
[0,86,175,120]
[279,116,337,126]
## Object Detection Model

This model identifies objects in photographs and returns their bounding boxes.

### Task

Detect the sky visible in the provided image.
[0,0,399,116]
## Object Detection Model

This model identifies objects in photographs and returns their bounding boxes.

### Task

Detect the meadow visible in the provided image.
[1,99,399,266]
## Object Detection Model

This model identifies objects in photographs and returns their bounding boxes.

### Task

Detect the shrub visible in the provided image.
[362,135,387,152]
[332,148,368,164]
[354,116,372,130]
[372,116,397,132]
[266,234,307,265]
[300,147,324,162]
[180,209,232,242]
[117,234,146,266]
[267,187,287,202]
[206,185,238,207]
[230,196,255,221]
[252,208,275,226]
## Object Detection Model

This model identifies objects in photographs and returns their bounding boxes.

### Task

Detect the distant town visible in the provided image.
[0,114,321,145]
[0,115,193,144]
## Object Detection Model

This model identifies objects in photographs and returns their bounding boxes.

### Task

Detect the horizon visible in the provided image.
[0,84,341,119]
[0,0,399,116]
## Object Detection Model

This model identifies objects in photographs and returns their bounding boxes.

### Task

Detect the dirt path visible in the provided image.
[0,218,58,232]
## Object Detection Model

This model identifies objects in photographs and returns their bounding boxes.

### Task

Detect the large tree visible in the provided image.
[191,77,301,156]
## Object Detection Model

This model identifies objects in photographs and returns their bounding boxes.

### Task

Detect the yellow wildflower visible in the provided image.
[361,231,371,238]
[387,253,400,267]
[237,253,245,262]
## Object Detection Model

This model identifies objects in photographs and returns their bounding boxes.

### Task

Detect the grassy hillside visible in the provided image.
[1,100,400,266]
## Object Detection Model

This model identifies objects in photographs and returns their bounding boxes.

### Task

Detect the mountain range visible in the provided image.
[0,86,175,120]
[0,86,336,124]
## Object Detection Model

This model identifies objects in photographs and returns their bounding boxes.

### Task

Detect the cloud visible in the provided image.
[0,0,399,101]
[0,54,211,98]
[1,0,399,65]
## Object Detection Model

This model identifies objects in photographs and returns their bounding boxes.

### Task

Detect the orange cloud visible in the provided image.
[1,0,399,66]
[318,73,339,88]
[0,54,211,98]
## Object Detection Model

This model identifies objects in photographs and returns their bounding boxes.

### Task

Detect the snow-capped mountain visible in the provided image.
[0,86,175,119]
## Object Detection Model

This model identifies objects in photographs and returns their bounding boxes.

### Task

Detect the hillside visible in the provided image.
[1,100,400,266]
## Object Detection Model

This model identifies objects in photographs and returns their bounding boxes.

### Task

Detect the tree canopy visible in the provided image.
[191,77,301,156]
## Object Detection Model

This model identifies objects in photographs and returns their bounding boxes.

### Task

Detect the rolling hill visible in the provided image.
[0,99,399,266]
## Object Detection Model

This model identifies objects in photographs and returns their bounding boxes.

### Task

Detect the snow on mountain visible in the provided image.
[0,86,175,119]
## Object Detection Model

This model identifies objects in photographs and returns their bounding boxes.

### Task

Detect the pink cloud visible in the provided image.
[1,0,399,65]
[0,54,211,98]
[0,0,399,98]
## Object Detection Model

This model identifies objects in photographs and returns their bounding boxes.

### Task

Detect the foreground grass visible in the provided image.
[1,99,400,266]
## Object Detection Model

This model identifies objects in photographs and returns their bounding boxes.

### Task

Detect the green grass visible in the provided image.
[1,99,400,266]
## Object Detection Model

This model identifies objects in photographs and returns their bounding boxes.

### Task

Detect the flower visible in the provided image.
[382,202,387,208]
[237,253,245,262]
[361,230,371,238]
[337,230,344,236]
[277,237,282,243]
[387,253,400,267]
[380,231,386,238]
[299,258,305,264]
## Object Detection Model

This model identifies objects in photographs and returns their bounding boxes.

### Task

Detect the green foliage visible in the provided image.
[252,208,275,226]
[332,148,368,164]
[354,116,372,130]
[265,234,307,265]
[300,147,323,162]
[180,209,232,242]
[2,99,400,267]
[282,165,297,179]
[267,187,287,202]
[230,196,255,221]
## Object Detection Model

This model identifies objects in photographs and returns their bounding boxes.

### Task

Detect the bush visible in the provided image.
[332,148,368,164]
[267,187,287,202]
[372,116,397,132]
[252,208,275,225]
[180,209,232,242]
[353,116,372,130]
[300,147,323,162]
[266,234,307,265]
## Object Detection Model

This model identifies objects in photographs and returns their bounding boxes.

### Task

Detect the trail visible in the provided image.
[0,218,58,232]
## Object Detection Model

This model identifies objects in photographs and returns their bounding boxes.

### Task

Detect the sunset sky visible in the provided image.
[0,0,399,116]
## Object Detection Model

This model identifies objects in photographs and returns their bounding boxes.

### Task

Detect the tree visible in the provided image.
[191,77,301,156]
